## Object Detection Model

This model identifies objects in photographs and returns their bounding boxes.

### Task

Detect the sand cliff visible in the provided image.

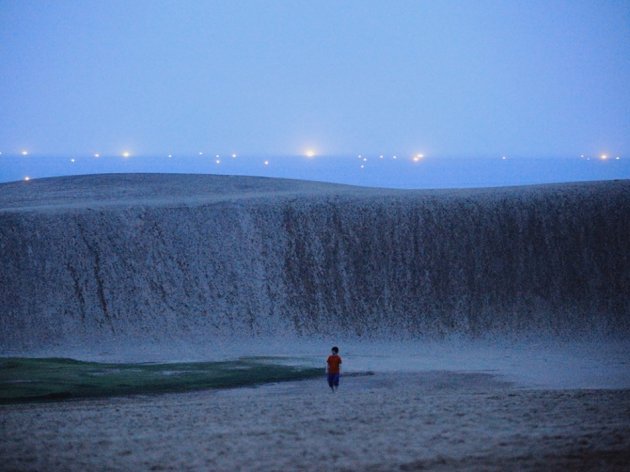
[1,174,628,352]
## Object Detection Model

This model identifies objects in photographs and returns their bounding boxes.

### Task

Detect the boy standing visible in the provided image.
[326,346,342,392]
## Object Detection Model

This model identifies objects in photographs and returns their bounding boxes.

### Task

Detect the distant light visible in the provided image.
[580,154,585,158]
[363,157,367,162]
[379,154,384,159]
[198,152,204,156]
[305,149,316,158]
[263,160,269,166]
[70,158,76,163]
[168,154,172,158]
[616,156,621,160]
[501,156,507,160]
[413,154,424,162]
[215,159,221,164]
[122,151,130,158]
[24,176,30,181]
[600,154,608,160]
[21,150,28,156]
[360,164,365,169]
[94,153,100,158]
[392,155,397,159]
[215,154,220,159]
[231,153,237,158]
[0,151,3,156]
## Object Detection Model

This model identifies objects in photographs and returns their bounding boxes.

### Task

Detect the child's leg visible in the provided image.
[327,374,335,390]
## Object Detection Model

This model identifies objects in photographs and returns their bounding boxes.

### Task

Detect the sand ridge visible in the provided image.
[0,173,625,213]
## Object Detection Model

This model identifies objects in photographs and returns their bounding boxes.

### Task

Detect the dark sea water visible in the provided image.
[1,154,628,188]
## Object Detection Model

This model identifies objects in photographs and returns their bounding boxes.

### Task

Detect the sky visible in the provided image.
[0,0,629,161]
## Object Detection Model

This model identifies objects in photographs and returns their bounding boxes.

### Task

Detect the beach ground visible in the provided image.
[2,371,629,471]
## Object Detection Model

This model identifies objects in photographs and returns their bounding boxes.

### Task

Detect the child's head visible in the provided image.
[331,346,339,354]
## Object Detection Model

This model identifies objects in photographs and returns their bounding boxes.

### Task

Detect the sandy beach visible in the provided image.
[2,371,629,471]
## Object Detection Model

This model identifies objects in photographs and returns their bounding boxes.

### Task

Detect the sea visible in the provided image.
[1,153,629,188]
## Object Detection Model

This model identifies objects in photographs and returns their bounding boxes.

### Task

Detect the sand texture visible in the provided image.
[2,175,629,355]
[2,372,629,471]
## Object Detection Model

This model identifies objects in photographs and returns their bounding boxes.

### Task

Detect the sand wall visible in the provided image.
[1,175,629,351]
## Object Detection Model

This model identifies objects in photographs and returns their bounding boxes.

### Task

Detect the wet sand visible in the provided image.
[2,372,629,471]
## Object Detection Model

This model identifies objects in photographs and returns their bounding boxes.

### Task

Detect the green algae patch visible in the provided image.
[0,357,323,404]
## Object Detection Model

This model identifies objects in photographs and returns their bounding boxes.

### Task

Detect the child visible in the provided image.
[326,346,342,392]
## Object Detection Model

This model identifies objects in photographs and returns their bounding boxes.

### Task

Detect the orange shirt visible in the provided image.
[327,354,342,374]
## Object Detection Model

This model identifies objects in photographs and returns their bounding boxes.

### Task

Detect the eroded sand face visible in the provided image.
[2,372,629,471]
[2,176,629,353]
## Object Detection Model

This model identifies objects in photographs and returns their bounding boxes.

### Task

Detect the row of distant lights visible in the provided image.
[355,153,420,169]
[581,153,621,161]
[16,150,269,181]
[11,149,621,161]
[356,152,624,169]
[11,149,623,181]
[193,152,270,166]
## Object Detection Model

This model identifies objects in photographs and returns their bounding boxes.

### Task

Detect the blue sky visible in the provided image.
[1,0,629,158]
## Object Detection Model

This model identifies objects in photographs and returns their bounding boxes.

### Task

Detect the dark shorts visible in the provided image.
[327,373,340,388]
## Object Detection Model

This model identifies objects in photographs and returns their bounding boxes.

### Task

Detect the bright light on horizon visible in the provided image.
[305,149,316,158]
[600,154,608,160]
[122,151,131,158]
[21,150,28,156]
[24,176,30,181]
